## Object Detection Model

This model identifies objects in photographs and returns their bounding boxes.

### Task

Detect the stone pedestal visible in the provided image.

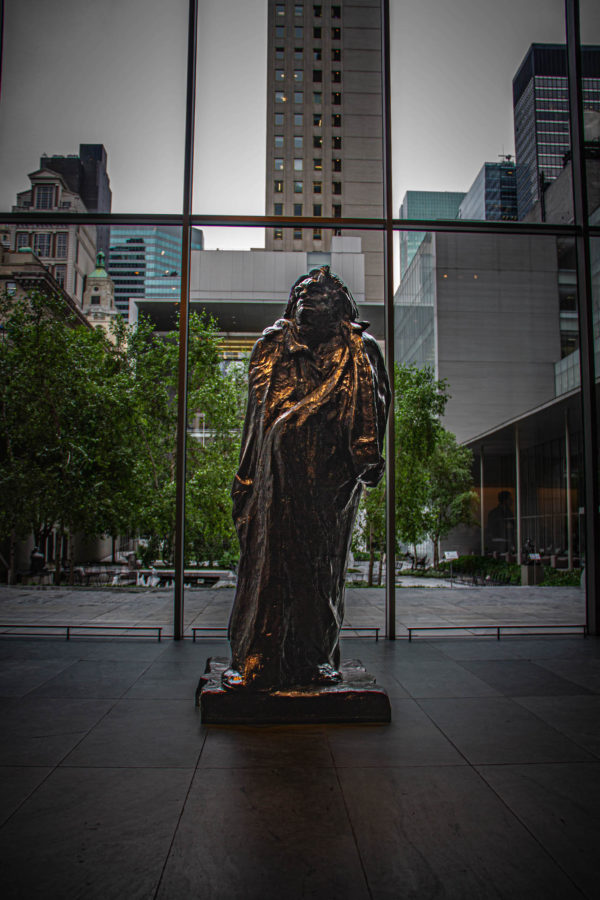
[196,657,391,724]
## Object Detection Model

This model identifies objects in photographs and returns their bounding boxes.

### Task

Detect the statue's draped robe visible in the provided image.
[228,317,390,688]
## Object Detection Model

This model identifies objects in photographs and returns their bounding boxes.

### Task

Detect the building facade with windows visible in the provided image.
[10,168,97,306]
[458,161,518,222]
[107,226,204,319]
[513,43,600,219]
[398,190,465,278]
[264,0,384,302]
[40,145,112,257]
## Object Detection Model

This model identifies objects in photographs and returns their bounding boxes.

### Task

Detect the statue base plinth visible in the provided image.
[196,657,391,724]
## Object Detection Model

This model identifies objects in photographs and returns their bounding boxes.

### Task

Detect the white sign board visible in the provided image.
[529,552,541,561]
[444,551,459,561]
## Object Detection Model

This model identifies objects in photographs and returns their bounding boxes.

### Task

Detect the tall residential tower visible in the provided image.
[264,0,383,303]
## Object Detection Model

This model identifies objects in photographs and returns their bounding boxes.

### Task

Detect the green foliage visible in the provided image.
[393,364,475,562]
[0,290,246,576]
[439,555,521,585]
[539,568,582,587]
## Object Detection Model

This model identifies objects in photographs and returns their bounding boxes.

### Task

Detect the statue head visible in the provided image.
[284,266,360,345]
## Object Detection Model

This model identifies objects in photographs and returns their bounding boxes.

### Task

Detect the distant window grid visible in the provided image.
[313,135,323,148]
[332,5,341,18]
[275,47,284,59]
[332,48,341,61]
[35,185,54,209]
[333,158,342,172]
[275,135,284,148]
[332,136,341,149]
[332,114,341,127]
[294,228,302,240]
[274,180,284,193]
[294,91,303,103]
[33,232,52,256]
[313,92,322,104]
[313,113,322,126]
[313,228,322,239]
[55,232,68,257]
[294,181,303,193]
[313,203,322,216]
[333,204,342,217]
[294,203,303,215]
[275,158,284,170]
[275,113,284,126]
[295,26,303,38]
[294,70,303,82]
[294,113,303,126]
[313,26,321,38]
[332,92,341,105]
[332,70,341,83]
[313,5,322,17]
[275,69,285,81]
[274,203,283,215]
[332,27,341,39]
[294,158,303,171]
[313,181,322,193]
[314,49,322,61]
[275,26,284,38]
[295,4,303,16]
[294,136,303,148]
[332,181,342,194]
[275,91,286,103]
[15,232,30,250]
[54,264,66,286]
[274,228,283,240]
[276,4,284,16]
[313,70,322,82]
[294,47,303,59]
[314,158,322,171]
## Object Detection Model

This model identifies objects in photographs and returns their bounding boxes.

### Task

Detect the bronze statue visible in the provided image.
[223,266,390,691]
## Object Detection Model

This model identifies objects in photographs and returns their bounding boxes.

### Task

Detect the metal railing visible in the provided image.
[406,623,586,641]
[0,623,163,641]
[191,625,380,642]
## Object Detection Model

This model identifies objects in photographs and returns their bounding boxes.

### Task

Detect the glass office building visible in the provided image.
[108,226,203,319]
[458,161,518,221]
[398,191,465,277]
[514,43,600,219]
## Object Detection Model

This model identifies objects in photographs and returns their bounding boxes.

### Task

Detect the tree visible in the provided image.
[394,364,448,563]
[354,478,386,586]
[427,431,477,566]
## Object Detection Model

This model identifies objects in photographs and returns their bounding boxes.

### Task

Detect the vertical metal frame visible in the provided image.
[173,0,199,640]
[566,0,600,633]
[381,0,396,638]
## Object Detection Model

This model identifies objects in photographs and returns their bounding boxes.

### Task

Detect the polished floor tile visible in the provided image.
[516,694,600,758]
[477,762,600,900]
[326,699,466,768]
[418,697,594,765]
[28,659,152,699]
[63,698,204,768]
[390,659,501,698]
[0,697,113,766]
[156,766,370,900]
[0,766,52,826]
[0,657,78,697]
[459,659,594,697]
[199,723,333,769]
[0,766,192,900]
[339,765,582,899]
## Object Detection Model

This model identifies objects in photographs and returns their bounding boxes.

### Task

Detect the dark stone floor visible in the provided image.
[1,633,599,899]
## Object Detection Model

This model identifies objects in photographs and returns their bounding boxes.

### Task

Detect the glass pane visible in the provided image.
[394,229,582,575]
[580,0,600,225]
[0,223,177,592]
[194,0,384,243]
[0,0,188,214]
[391,0,572,225]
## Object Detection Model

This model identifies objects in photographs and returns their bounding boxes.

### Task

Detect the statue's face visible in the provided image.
[294,276,346,340]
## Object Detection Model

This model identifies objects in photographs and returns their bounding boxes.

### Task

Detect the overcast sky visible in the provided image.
[1,0,599,251]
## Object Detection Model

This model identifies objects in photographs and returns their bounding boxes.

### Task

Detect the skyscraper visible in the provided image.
[458,161,518,222]
[513,43,600,219]
[398,191,465,278]
[108,226,203,319]
[264,1,383,303]
[40,144,112,257]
